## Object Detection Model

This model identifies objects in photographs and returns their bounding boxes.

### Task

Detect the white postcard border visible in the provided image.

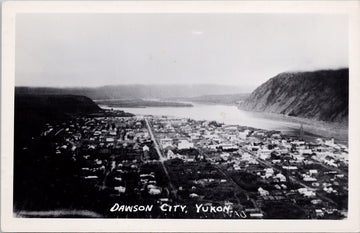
[1,1,360,232]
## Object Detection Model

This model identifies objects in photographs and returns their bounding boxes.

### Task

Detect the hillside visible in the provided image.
[13,94,134,216]
[240,69,348,123]
[16,94,102,119]
[15,94,103,140]
[15,84,245,100]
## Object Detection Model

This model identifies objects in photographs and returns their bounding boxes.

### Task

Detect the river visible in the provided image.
[100,103,348,143]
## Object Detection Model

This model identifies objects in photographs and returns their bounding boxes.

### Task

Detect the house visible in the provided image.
[325,138,335,147]
[315,209,324,217]
[106,137,114,142]
[303,176,317,182]
[264,168,274,178]
[142,145,149,152]
[233,164,241,171]
[148,187,161,195]
[323,186,337,194]
[311,199,322,205]
[221,144,239,151]
[114,186,126,193]
[275,173,287,182]
[271,133,281,139]
[292,153,305,162]
[238,130,250,139]
[220,152,230,161]
[167,150,175,159]
[298,188,316,197]
[299,148,312,155]
[84,175,98,179]
[315,138,324,145]
[291,140,305,146]
[258,187,270,196]
[109,129,117,136]
[272,159,281,164]
[94,131,101,136]
[160,137,173,148]
[323,157,338,167]
[309,169,318,176]
[114,177,122,181]
[241,153,252,161]
[282,166,298,170]
[178,140,194,149]
[258,148,272,160]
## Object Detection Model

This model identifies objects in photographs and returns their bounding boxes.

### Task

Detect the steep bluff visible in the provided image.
[240,69,348,123]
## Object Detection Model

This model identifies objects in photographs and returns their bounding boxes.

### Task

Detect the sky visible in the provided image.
[15,13,348,91]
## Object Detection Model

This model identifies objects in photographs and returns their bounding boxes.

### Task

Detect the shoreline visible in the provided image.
[100,103,348,145]
[241,110,348,144]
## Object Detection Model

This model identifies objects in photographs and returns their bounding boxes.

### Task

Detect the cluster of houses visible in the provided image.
[149,116,348,219]
[39,116,170,200]
[38,114,348,219]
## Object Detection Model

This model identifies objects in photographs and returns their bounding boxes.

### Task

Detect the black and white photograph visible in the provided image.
[1,1,360,232]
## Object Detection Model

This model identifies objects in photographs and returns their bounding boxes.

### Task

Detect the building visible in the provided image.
[160,137,173,148]
[178,140,194,149]
[258,187,270,196]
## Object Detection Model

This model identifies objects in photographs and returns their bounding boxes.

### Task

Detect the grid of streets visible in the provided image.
[20,114,348,219]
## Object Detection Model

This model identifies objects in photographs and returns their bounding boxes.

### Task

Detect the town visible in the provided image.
[29,112,348,219]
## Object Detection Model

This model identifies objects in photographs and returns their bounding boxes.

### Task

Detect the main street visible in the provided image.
[144,117,176,193]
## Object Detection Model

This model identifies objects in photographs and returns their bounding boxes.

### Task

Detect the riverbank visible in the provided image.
[244,111,348,144]
[100,103,348,145]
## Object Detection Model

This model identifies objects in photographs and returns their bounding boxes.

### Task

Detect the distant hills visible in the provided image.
[95,99,193,108]
[168,93,249,105]
[240,69,349,123]
[16,84,245,100]
[15,69,349,124]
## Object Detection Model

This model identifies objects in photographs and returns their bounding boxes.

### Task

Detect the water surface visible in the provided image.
[103,104,303,132]
[100,103,348,143]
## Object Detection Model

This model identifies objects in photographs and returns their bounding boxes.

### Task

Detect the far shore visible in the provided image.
[95,99,193,108]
